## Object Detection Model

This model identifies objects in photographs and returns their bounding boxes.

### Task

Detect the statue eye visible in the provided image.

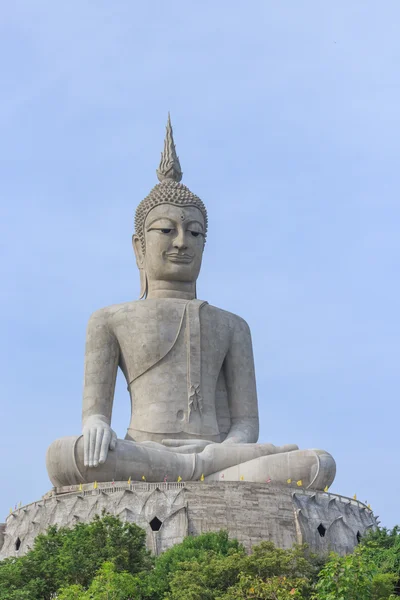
[160,228,172,234]
[190,231,200,237]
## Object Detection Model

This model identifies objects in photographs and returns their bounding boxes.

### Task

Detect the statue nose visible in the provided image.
[173,232,187,250]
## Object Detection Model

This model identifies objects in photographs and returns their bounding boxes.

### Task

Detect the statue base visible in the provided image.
[0,481,378,558]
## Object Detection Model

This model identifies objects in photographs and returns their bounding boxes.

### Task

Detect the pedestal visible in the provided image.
[0,481,378,558]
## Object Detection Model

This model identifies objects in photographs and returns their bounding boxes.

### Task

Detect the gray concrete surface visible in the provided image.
[0,482,377,559]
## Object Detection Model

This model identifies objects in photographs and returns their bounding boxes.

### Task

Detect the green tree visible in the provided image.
[0,514,152,600]
[217,573,308,599]
[164,541,319,600]
[362,526,400,589]
[58,562,141,600]
[2,516,400,600]
[57,584,86,600]
[140,530,243,600]
[312,545,396,600]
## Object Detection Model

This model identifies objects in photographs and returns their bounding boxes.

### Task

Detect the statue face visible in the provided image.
[136,204,205,283]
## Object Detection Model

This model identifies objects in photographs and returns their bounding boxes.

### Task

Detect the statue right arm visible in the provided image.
[82,309,119,466]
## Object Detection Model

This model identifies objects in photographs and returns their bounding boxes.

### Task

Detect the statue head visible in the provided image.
[133,115,208,298]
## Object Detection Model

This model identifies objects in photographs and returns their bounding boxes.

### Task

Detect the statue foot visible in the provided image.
[203,449,336,491]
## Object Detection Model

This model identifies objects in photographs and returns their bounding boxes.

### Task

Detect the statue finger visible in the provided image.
[141,441,166,450]
[278,444,299,453]
[109,430,117,451]
[89,428,96,466]
[170,444,201,454]
[84,430,90,466]
[99,429,111,464]
[162,439,210,447]
[162,439,187,447]
[93,428,104,466]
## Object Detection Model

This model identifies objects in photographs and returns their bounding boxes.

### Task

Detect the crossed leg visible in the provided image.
[46,436,335,491]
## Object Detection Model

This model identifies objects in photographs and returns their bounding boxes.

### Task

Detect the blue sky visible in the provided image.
[1,2,399,528]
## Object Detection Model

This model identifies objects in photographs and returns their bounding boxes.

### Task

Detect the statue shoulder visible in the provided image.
[202,303,251,335]
[87,300,142,327]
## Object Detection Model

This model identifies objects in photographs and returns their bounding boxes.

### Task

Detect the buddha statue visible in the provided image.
[46,116,336,491]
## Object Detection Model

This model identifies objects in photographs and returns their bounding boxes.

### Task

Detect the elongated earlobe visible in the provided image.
[139,269,148,299]
[132,234,147,299]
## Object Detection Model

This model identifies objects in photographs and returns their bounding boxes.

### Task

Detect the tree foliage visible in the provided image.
[163,541,321,600]
[0,515,399,600]
[58,562,140,600]
[312,544,396,600]
[164,547,314,599]
[0,514,152,600]
[362,526,400,589]
[141,530,243,600]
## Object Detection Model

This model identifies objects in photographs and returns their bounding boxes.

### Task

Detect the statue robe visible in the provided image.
[82,298,254,443]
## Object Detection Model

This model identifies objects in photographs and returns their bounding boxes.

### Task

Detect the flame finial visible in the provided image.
[156,113,183,183]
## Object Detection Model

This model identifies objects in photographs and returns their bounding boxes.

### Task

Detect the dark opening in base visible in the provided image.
[149,516,163,531]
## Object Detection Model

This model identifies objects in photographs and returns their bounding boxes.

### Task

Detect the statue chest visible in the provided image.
[111,299,230,435]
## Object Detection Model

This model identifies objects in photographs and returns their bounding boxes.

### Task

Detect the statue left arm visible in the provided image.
[223,316,259,444]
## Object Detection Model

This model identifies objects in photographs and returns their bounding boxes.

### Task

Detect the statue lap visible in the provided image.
[47,435,335,490]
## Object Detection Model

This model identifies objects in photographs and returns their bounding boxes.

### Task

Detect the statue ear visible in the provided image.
[132,235,148,299]
[132,234,144,267]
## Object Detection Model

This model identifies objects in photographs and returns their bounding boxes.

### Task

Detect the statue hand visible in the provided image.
[82,416,117,467]
[162,439,213,454]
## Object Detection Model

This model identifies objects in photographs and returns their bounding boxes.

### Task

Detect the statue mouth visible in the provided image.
[166,253,194,264]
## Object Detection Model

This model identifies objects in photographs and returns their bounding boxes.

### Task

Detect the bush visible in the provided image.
[0,515,399,600]
[313,544,396,600]
[0,514,152,600]
[58,562,141,600]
